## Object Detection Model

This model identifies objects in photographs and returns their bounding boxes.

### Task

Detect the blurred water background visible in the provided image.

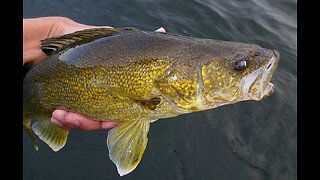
[23,0,297,179]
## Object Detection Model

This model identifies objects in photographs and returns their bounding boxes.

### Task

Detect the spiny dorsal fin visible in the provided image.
[40,28,120,56]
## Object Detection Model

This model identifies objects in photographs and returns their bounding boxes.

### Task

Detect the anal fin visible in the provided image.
[107,120,151,176]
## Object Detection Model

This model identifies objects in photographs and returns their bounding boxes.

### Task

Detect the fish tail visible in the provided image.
[107,120,151,176]
[23,117,69,152]
[23,119,38,151]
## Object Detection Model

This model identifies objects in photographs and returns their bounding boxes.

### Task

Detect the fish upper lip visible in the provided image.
[272,49,280,59]
[271,50,280,66]
[241,67,262,99]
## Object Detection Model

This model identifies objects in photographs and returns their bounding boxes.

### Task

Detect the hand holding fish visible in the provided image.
[23,17,116,130]
[50,109,120,131]
[23,17,113,66]
[23,17,167,131]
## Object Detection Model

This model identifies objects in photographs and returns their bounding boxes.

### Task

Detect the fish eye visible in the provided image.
[233,54,249,71]
[234,60,247,71]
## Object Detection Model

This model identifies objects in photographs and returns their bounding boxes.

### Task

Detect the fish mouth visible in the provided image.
[262,82,274,97]
[242,50,279,101]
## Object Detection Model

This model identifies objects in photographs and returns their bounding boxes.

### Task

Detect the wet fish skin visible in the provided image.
[23,27,279,176]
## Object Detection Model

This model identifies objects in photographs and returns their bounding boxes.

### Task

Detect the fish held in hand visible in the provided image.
[23,27,279,176]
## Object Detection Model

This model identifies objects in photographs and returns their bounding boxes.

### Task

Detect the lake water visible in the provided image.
[23,0,297,179]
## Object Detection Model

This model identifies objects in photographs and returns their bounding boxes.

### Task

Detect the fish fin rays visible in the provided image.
[132,98,161,110]
[41,28,120,56]
[107,120,150,176]
[23,117,69,152]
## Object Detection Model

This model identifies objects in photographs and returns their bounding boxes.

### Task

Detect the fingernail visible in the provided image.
[52,110,67,119]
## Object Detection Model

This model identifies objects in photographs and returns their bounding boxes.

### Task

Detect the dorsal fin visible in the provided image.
[40,28,120,56]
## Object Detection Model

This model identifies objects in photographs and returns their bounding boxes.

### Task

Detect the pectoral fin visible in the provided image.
[107,120,151,176]
[94,84,161,110]
[132,98,161,110]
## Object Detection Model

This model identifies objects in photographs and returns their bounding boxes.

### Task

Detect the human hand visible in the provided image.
[23,17,112,66]
[51,110,121,131]
[23,16,119,130]
[23,17,166,66]
[23,16,166,131]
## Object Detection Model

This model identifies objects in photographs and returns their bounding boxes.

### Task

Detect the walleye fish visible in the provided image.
[23,27,279,176]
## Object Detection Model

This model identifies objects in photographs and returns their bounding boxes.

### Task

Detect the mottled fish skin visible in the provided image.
[23,28,279,176]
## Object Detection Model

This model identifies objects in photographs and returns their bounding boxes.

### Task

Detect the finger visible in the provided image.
[51,109,70,129]
[51,117,72,131]
[155,27,166,33]
[52,109,121,131]
[64,112,102,131]
[52,109,68,122]
[51,110,77,130]
[101,121,122,129]
[62,121,79,130]
[50,117,64,127]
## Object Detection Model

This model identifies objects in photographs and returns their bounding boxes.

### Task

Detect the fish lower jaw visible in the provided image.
[245,82,274,101]
[262,82,274,97]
